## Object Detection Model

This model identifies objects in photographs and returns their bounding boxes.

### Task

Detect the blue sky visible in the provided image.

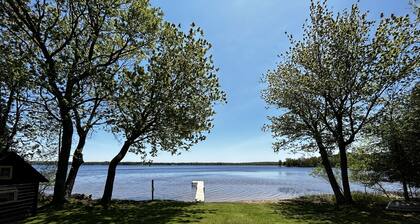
[82,0,415,162]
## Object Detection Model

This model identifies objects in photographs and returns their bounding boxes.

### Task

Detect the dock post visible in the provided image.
[151,179,154,201]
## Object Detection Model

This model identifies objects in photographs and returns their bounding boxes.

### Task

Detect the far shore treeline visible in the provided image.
[31,161,282,166]
[30,158,325,167]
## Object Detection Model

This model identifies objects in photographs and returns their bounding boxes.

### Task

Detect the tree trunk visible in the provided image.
[0,118,7,153]
[101,140,132,206]
[0,91,16,153]
[317,143,345,205]
[402,179,410,201]
[338,143,353,204]
[65,133,87,197]
[52,114,73,207]
[0,129,7,153]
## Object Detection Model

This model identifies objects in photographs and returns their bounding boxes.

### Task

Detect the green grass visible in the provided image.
[25,194,420,224]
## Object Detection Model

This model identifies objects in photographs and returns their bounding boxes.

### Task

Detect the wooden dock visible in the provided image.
[192,181,205,202]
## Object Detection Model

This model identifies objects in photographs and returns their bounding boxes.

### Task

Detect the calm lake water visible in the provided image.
[42,165,388,202]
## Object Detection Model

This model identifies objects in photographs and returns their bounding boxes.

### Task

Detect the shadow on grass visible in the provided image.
[271,197,420,224]
[25,200,214,224]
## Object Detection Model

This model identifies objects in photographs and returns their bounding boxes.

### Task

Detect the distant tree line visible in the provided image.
[281,157,322,167]
[279,155,342,167]
[32,161,280,166]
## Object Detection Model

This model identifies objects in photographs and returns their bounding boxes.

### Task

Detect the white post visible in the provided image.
[192,181,205,202]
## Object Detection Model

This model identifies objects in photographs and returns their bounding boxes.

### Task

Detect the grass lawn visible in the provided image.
[25,195,420,224]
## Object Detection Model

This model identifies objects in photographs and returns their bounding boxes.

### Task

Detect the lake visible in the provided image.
[45,165,388,202]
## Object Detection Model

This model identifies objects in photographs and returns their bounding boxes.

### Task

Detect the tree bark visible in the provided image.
[0,127,8,153]
[101,140,132,206]
[0,90,16,153]
[65,133,87,197]
[338,143,353,204]
[52,113,73,207]
[402,179,410,201]
[317,142,345,205]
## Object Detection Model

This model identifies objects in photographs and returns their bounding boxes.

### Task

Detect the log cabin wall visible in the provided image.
[0,183,39,223]
[0,152,47,223]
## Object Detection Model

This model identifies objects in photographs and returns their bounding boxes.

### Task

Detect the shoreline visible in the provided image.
[57,192,375,204]
[59,191,401,204]
[40,192,327,205]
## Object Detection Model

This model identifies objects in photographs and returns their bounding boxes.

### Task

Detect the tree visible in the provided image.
[263,53,346,203]
[409,0,420,20]
[369,84,420,200]
[100,23,225,206]
[263,0,419,204]
[0,0,163,206]
[348,85,420,200]
[64,80,109,197]
[0,27,33,154]
[348,146,390,196]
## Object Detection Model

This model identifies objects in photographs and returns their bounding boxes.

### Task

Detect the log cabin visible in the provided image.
[0,151,48,223]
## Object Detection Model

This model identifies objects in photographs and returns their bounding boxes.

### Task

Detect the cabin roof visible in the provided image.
[0,151,48,182]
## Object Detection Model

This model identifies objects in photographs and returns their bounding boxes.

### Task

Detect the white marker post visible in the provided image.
[192,181,205,202]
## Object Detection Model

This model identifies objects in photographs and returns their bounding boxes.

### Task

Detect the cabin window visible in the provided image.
[0,189,18,204]
[0,166,13,180]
